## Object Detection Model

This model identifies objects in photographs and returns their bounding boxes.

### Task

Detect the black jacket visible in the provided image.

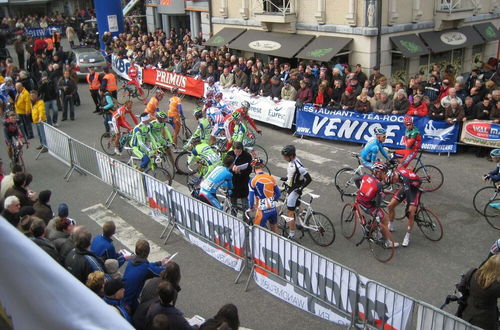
[1,209,20,227]
[474,103,492,120]
[38,79,58,101]
[145,302,196,330]
[227,150,252,198]
[4,185,34,208]
[32,237,62,265]
[64,247,105,283]
[57,77,77,97]
[33,201,53,224]
[461,271,500,330]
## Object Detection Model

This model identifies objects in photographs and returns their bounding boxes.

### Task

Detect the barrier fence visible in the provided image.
[37,122,481,329]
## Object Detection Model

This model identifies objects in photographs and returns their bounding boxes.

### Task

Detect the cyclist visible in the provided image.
[213,92,228,113]
[189,136,222,177]
[127,61,142,92]
[248,158,281,233]
[205,99,228,145]
[130,113,155,171]
[223,101,261,141]
[197,155,234,210]
[205,76,220,98]
[228,111,247,150]
[360,127,391,168]
[167,87,184,151]
[353,162,399,248]
[3,111,26,159]
[394,115,422,167]
[99,90,116,136]
[280,144,312,240]
[149,111,175,166]
[111,100,139,155]
[0,77,16,110]
[191,108,211,145]
[483,149,500,187]
[145,89,164,118]
[386,167,423,247]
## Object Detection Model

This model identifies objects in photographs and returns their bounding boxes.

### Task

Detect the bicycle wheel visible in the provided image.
[334,168,357,197]
[186,171,202,192]
[483,199,500,230]
[161,151,176,180]
[146,167,172,186]
[340,203,357,239]
[416,206,443,240]
[415,165,444,192]
[368,223,394,263]
[117,87,132,105]
[137,86,148,102]
[247,144,268,165]
[100,132,115,155]
[473,186,498,216]
[180,124,192,145]
[12,149,25,172]
[174,151,195,175]
[306,211,335,247]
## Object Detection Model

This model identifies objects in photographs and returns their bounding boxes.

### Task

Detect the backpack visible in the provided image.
[455,267,477,318]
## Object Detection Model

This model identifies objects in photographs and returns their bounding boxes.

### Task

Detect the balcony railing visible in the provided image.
[257,0,294,15]
[436,0,476,13]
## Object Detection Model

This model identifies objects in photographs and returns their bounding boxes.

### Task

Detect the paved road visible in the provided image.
[6,40,499,328]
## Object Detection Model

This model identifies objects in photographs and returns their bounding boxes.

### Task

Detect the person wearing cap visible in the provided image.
[281,81,297,101]
[46,202,71,235]
[341,86,356,109]
[86,66,103,113]
[130,113,155,171]
[37,71,58,126]
[368,66,384,89]
[33,189,53,224]
[105,259,122,280]
[104,279,132,324]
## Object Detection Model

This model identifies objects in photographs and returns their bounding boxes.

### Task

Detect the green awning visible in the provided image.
[295,36,352,62]
[419,26,484,53]
[204,28,246,47]
[473,22,499,42]
[390,34,429,57]
[228,29,314,58]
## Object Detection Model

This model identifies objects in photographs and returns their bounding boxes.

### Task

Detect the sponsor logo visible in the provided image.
[248,40,281,51]
[465,122,500,141]
[399,40,422,53]
[440,32,467,46]
[155,70,187,88]
[423,120,455,141]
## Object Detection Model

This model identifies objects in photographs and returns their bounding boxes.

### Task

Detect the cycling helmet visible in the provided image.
[490,238,500,255]
[207,76,215,83]
[490,149,500,158]
[191,136,201,144]
[193,109,203,118]
[403,115,414,125]
[281,145,296,157]
[371,161,388,173]
[251,158,265,167]
[231,111,241,120]
[374,127,386,135]
[171,87,179,94]
[204,99,213,107]
[215,92,223,99]
[241,100,250,109]
[206,90,215,99]
[156,111,167,119]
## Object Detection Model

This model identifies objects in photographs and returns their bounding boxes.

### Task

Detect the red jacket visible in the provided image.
[408,102,428,117]
[33,38,47,53]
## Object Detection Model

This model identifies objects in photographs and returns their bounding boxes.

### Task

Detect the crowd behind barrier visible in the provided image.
[37,122,483,329]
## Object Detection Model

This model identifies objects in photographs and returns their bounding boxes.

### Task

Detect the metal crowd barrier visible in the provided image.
[37,123,481,330]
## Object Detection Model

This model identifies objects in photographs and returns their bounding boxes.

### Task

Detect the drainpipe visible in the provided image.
[207,0,213,37]
[376,0,382,68]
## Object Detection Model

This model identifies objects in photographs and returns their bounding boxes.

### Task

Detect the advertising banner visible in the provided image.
[295,105,460,153]
[24,25,64,38]
[111,54,143,84]
[460,120,500,148]
[220,88,296,129]
[107,160,147,204]
[142,68,205,98]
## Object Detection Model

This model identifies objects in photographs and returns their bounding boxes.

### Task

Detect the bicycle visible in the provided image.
[482,198,500,230]
[340,201,395,263]
[116,79,157,105]
[402,150,444,192]
[127,148,173,185]
[277,183,335,247]
[334,152,372,198]
[7,137,27,171]
[473,181,499,216]
[100,130,133,156]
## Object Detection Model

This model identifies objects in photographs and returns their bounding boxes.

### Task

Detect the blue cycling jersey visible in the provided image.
[200,165,233,194]
[360,138,390,166]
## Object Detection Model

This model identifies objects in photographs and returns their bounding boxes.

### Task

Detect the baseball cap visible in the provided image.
[58,203,69,218]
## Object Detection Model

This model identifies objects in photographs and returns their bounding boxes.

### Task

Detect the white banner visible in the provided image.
[0,218,134,329]
[220,87,296,129]
[251,226,413,329]
[111,54,143,83]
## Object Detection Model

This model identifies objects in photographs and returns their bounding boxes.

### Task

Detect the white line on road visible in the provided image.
[271,159,333,186]
[269,145,335,165]
[292,138,345,153]
[82,203,171,262]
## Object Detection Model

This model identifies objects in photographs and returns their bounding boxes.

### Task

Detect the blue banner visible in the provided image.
[24,26,64,38]
[295,105,459,153]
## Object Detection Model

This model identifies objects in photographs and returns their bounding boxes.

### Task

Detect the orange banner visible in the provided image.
[143,68,205,98]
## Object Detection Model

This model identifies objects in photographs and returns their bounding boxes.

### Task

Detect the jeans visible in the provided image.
[18,113,34,139]
[103,112,112,132]
[35,122,47,146]
[44,99,58,125]
[62,95,74,120]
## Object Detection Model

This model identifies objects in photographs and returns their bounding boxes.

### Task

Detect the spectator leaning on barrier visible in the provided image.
[354,93,371,113]
[340,86,356,109]
[270,75,283,100]
[374,92,393,114]
[441,87,463,108]
[428,98,446,121]
[474,98,492,120]
[281,81,297,101]
[444,99,464,125]
[407,94,428,117]
[392,89,410,115]
[463,96,476,121]
[259,74,272,97]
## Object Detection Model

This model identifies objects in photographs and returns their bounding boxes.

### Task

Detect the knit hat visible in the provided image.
[39,190,51,204]
[105,259,121,279]
[58,203,69,218]
[346,86,354,93]
[104,278,124,296]
[19,206,35,218]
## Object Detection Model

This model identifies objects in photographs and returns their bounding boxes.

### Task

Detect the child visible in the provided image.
[30,90,47,152]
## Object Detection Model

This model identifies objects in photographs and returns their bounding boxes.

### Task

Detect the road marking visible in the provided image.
[82,203,171,262]
[269,145,335,165]
[292,138,345,153]
[271,160,333,186]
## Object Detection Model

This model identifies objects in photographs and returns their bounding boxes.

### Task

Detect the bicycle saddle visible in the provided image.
[308,193,320,199]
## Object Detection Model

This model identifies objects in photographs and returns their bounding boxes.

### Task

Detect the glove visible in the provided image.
[484,174,491,181]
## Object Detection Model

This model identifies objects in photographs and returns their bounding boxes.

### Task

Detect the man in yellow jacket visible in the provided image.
[30,90,47,152]
[15,82,34,139]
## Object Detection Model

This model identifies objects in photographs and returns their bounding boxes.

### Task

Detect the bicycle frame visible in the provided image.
[279,190,320,232]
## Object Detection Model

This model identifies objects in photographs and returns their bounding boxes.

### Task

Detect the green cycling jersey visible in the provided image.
[192,117,211,144]
[189,142,222,176]
[149,119,173,147]
[232,121,247,144]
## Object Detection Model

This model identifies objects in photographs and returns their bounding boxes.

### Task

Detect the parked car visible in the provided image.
[68,47,106,79]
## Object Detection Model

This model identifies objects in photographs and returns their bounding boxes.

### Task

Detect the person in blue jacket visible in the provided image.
[122,239,168,312]
[103,279,133,324]
[197,154,234,210]
[360,127,391,168]
[90,220,130,267]
[99,89,114,135]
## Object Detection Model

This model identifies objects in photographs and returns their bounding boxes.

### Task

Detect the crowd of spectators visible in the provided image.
[0,162,242,329]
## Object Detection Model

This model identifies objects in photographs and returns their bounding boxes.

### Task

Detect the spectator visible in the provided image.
[64,229,107,284]
[270,76,283,100]
[463,96,476,121]
[30,90,47,152]
[232,67,247,89]
[0,164,23,198]
[105,259,122,280]
[123,239,168,312]
[444,99,464,125]
[219,67,234,89]
[14,82,34,140]
[354,94,371,113]
[30,217,61,264]
[59,225,84,262]
[368,65,384,88]
[424,75,440,102]
[287,71,300,91]
[86,270,105,297]
[490,100,500,124]
[354,64,367,86]
[33,190,53,224]
[374,92,393,114]
[374,76,393,99]
[145,281,195,330]
[57,70,77,121]
[465,69,480,92]
[104,279,132,324]
[18,213,35,236]
[407,94,428,117]
[392,89,410,114]
[281,81,297,101]
[341,86,356,109]
[47,216,74,252]
[91,220,129,266]
[5,172,37,207]
[66,25,77,47]
[2,196,21,226]
[441,88,463,108]
[348,76,362,97]
[474,98,492,120]
[315,81,330,107]
[438,79,451,100]
[38,71,58,126]
[428,99,446,121]
[259,74,272,97]
[200,304,240,330]
[247,75,261,96]
[455,83,467,103]
[369,89,381,110]
[14,35,25,70]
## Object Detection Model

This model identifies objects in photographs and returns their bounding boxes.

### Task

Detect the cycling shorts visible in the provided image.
[394,149,418,168]
[394,187,421,207]
[111,118,132,134]
[254,208,278,227]
[286,189,301,211]
[198,191,222,210]
[356,198,385,219]
[211,123,224,137]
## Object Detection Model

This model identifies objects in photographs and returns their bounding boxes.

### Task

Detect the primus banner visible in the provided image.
[295,106,460,153]
[142,68,205,98]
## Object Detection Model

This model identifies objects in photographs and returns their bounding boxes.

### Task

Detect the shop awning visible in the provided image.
[204,28,246,47]
[390,34,429,57]
[473,22,499,42]
[228,29,314,58]
[295,36,352,62]
[419,26,484,53]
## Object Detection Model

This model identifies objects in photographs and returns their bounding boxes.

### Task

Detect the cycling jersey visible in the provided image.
[393,169,422,207]
[149,119,173,146]
[285,158,311,210]
[353,174,385,219]
[111,105,139,133]
[207,106,226,137]
[145,97,160,117]
[199,165,233,210]
[130,123,153,168]
[3,118,23,145]
[190,143,221,176]
[168,96,183,118]
[487,163,500,182]
[192,117,211,143]
[223,108,258,138]
[128,65,138,79]
[249,171,281,210]
[360,138,390,167]
[231,121,247,144]
[403,126,422,151]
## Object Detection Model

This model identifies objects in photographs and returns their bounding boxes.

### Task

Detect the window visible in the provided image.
[472,44,484,70]
[391,53,409,84]
[262,0,291,13]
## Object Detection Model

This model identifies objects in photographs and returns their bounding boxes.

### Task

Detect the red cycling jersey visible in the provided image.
[128,65,138,79]
[223,107,258,136]
[112,105,139,131]
[356,174,382,203]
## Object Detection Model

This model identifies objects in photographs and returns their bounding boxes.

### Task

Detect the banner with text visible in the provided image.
[24,25,64,38]
[220,88,296,129]
[460,120,500,148]
[295,105,459,153]
[142,68,205,98]
[111,54,143,84]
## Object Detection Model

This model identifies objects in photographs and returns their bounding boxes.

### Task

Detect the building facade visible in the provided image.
[208,0,499,82]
